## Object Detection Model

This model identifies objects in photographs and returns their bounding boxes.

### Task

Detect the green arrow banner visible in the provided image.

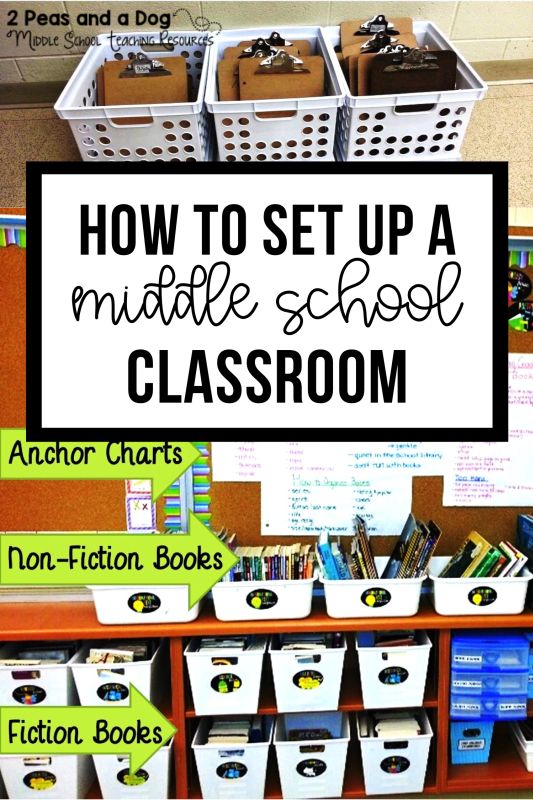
[0,430,200,501]
[0,685,176,775]
[0,513,238,607]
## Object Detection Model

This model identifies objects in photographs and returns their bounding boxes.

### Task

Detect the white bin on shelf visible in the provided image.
[212,575,315,621]
[93,741,173,799]
[429,556,532,615]
[54,31,213,162]
[357,709,433,795]
[511,722,533,771]
[88,585,201,624]
[192,716,273,799]
[356,632,432,709]
[0,755,94,800]
[325,22,486,162]
[71,641,164,706]
[205,26,344,162]
[274,711,350,799]
[269,635,346,712]
[185,636,267,715]
[320,557,425,619]
[0,645,81,707]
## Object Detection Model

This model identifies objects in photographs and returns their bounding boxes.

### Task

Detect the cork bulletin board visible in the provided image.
[1,222,531,554]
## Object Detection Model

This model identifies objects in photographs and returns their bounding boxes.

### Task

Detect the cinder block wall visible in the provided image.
[0,0,532,83]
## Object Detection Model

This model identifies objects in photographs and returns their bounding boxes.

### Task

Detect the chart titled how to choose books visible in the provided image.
[0,199,532,800]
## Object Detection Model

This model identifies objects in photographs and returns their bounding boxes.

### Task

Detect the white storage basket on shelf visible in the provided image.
[71,640,165,706]
[185,636,267,715]
[92,741,173,799]
[319,556,425,618]
[192,717,273,799]
[325,22,486,162]
[87,584,201,624]
[211,574,316,621]
[205,27,344,162]
[55,31,213,162]
[0,644,81,707]
[0,755,94,800]
[429,556,532,615]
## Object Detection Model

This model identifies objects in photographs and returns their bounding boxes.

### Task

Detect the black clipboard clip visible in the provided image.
[256,50,310,74]
[120,52,171,78]
[360,32,398,52]
[356,14,400,36]
[238,38,277,58]
[383,48,439,72]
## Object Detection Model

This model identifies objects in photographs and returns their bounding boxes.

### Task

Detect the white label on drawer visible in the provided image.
[458,739,485,751]
[453,679,482,689]
[453,655,482,664]
[500,703,526,712]
[452,703,479,711]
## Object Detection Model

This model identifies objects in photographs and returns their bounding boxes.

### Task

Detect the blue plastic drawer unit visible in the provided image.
[451,632,530,672]
[450,669,529,696]
[449,692,528,720]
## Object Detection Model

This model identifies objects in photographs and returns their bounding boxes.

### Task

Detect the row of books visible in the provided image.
[0,642,76,666]
[358,710,423,739]
[279,632,344,650]
[206,716,264,744]
[219,537,316,582]
[358,630,419,648]
[85,640,156,665]
[317,514,441,581]
[438,532,528,578]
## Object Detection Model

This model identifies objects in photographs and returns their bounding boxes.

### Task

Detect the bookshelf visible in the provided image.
[2,600,533,799]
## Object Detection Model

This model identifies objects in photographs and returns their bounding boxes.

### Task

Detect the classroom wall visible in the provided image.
[0,1,532,84]
[1,225,531,552]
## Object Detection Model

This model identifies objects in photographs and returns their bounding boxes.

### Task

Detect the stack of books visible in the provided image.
[197,636,247,652]
[438,532,528,578]
[207,716,264,744]
[0,642,76,666]
[222,541,315,582]
[317,514,441,580]
[85,640,154,665]
[279,632,343,650]
[359,710,423,739]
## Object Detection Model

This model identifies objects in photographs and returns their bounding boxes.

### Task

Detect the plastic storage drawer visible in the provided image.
[55,31,212,162]
[274,711,350,799]
[320,557,425,619]
[449,692,528,720]
[429,556,532,615]
[356,631,432,709]
[357,709,433,795]
[185,636,267,715]
[326,22,486,162]
[206,26,344,162]
[451,633,530,672]
[451,669,529,695]
[0,645,81,707]
[71,641,165,706]
[449,721,494,764]
[192,717,273,799]
[269,635,346,712]
[212,575,315,621]
[0,755,94,800]
[92,742,172,799]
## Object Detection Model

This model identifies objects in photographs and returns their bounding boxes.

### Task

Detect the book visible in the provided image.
[438,532,492,578]
[381,514,417,579]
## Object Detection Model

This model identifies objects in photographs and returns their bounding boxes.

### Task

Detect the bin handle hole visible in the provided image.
[97,667,125,676]
[394,103,436,114]
[300,744,325,753]
[384,741,408,749]
[12,670,40,679]
[254,110,298,121]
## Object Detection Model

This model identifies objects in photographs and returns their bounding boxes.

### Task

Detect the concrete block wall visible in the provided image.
[0,0,531,83]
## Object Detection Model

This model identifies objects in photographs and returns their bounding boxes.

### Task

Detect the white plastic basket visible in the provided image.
[211,574,315,621]
[205,26,344,162]
[429,556,532,615]
[0,645,81,707]
[269,635,346,712]
[319,557,425,618]
[93,741,172,799]
[88,585,201,624]
[325,22,486,162]
[71,641,164,706]
[511,723,533,772]
[274,711,350,799]
[55,31,213,161]
[0,755,94,800]
[356,631,432,709]
[185,636,267,715]
[192,717,273,799]
[357,709,433,795]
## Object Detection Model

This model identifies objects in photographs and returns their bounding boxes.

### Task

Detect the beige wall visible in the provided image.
[509,207,533,226]
[0,0,532,83]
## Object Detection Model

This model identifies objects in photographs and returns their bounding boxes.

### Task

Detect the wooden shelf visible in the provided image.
[4,596,533,639]
[446,724,533,792]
